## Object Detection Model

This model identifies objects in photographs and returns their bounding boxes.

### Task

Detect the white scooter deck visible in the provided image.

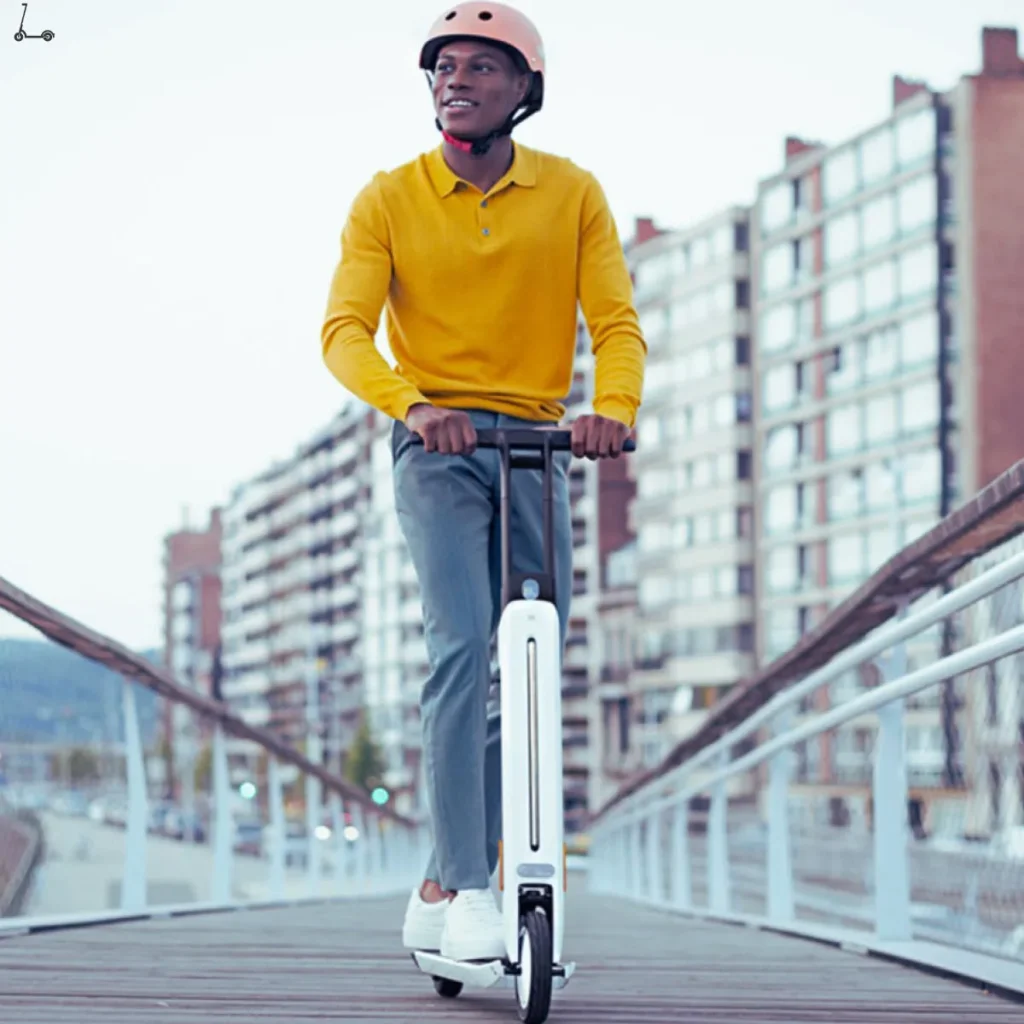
[411,951,576,991]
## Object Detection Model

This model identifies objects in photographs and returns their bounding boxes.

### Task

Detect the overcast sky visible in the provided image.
[1,0,1019,650]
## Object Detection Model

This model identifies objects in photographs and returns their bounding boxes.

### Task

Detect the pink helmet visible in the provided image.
[419,2,545,117]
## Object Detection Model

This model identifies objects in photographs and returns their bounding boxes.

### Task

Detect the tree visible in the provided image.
[344,715,386,794]
[193,744,212,791]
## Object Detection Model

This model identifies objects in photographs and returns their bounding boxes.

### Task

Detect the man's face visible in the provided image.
[432,39,529,137]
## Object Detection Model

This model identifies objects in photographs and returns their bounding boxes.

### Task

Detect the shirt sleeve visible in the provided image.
[577,173,647,428]
[321,176,430,420]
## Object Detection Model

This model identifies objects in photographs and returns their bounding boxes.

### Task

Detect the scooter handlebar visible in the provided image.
[407,426,636,453]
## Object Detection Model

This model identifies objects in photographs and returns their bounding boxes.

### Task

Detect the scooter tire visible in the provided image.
[516,908,553,1024]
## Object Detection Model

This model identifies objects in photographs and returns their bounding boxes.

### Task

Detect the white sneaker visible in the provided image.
[401,888,449,951]
[440,888,506,961]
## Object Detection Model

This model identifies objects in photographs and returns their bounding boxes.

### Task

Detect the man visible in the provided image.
[321,1,646,962]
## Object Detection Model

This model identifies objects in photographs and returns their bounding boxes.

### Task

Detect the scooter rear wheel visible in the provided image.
[432,976,463,998]
[516,908,553,1024]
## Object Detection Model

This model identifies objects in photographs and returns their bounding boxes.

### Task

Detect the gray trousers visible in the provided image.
[392,410,573,892]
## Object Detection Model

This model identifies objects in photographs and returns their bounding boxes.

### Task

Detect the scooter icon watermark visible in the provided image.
[14,3,54,42]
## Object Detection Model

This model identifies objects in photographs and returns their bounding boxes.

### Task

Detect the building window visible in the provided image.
[761,303,795,353]
[896,107,936,169]
[690,235,710,269]
[736,392,753,422]
[900,310,939,367]
[762,363,795,412]
[735,336,751,365]
[826,403,862,456]
[864,393,898,447]
[765,484,797,535]
[764,424,798,471]
[827,340,861,394]
[864,326,899,380]
[761,180,793,233]
[828,470,863,521]
[823,275,861,330]
[824,211,859,267]
[829,532,867,583]
[901,380,940,434]
[639,575,674,607]
[737,506,753,538]
[737,450,753,479]
[899,243,938,301]
[860,126,895,184]
[902,448,941,503]
[897,174,937,235]
[711,336,733,372]
[762,242,795,294]
[711,222,734,262]
[863,259,897,314]
[823,147,859,206]
[767,547,797,593]
[640,306,670,343]
[862,193,896,250]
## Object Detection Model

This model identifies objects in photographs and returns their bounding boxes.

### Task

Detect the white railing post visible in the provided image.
[670,798,692,910]
[873,632,912,940]
[268,757,286,900]
[707,749,730,914]
[121,679,148,911]
[645,810,663,903]
[305,771,322,897]
[211,723,233,903]
[330,791,348,894]
[351,803,367,891]
[767,709,795,923]
[629,820,644,900]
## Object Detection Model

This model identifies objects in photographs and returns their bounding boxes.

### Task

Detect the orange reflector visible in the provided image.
[498,839,504,891]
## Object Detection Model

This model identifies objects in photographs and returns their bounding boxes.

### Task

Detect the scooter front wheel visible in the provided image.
[516,908,553,1024]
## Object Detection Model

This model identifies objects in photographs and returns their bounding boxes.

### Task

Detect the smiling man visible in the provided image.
[321,1,646,962]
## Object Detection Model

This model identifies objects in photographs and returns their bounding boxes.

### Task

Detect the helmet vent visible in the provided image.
[444,10,457,19]
[478,10,493,18]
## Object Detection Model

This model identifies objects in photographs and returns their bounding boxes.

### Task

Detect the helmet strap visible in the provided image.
[434,103,539,158]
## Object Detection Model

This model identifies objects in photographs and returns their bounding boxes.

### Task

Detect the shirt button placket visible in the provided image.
[479,197,490,239]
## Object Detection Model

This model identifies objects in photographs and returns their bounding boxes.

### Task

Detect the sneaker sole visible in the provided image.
[440,935,506,961]
[402,924,444,951]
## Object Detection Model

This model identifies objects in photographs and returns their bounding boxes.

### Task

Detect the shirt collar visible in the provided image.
[426,143,537,198]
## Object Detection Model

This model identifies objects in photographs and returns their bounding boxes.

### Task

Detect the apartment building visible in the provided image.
[161,508,222,800]
[623,207,758,767]
[220,405,372,781]
[751,27,1024,824]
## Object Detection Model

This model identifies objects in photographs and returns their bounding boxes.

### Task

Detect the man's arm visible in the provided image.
[577,174,647,429]
[321,177,430,420]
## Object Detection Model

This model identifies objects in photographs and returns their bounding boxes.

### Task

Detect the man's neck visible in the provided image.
[442,136,516,195]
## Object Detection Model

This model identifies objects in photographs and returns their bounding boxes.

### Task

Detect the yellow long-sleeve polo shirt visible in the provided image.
[321,144,646,427]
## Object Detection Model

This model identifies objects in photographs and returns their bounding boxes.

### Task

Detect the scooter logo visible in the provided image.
[13,3,54,42]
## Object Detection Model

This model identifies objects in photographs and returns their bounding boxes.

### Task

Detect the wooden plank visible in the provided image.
[0,886,1019,1022]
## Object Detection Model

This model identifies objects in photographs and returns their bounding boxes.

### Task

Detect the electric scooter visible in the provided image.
[14,4,55,42]
[409,426,634,1024]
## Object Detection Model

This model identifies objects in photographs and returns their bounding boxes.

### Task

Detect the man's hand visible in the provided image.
[405,403,477,455]
[570,414,630,460]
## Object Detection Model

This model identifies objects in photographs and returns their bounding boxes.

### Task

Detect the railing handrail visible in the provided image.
[600,619,1024,828]
[591,456,1024,824]
[0,575,414,827]
[601,545,1024,824]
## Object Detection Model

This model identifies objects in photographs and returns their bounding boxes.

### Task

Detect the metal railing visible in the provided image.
[590,461,1024,974]
[0,577,425,928]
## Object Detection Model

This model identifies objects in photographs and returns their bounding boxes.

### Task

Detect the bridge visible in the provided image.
[2,459,1024,1022]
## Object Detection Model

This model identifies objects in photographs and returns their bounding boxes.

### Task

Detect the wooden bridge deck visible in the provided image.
[0,885,1020,1023]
